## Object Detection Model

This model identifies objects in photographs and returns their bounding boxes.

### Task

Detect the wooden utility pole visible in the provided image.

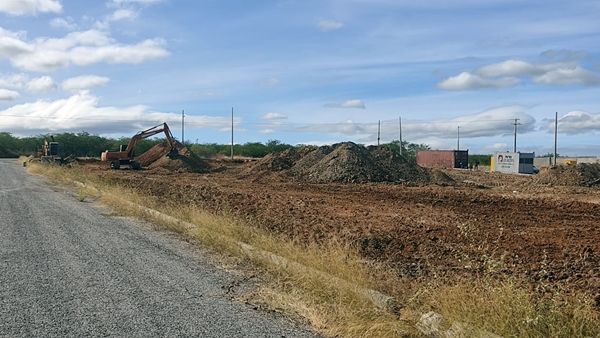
[230,107,234,160]
[513,118,520,153]
[554,112,558,166]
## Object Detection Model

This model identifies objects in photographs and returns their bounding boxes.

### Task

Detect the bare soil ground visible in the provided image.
[78,160,600,300]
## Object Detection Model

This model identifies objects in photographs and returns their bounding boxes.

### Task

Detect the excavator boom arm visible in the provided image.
[125,123,176,158]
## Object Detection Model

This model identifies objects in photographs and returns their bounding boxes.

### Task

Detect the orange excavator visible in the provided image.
[101,123,178,170]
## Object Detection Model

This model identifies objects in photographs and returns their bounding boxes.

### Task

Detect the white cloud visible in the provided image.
[27,76,55,92]
[477,60,537,77]
[318,20,344,31]
[261,112,287,121]
[325,99,366,109]
[533,66,600,85]
[0,0,62,16]
[0,92,232,135]
[49,17,77,30]
[0,28,33,58]
[438,72,520,90]
[440,58,600,90]
[542,111,600,135]
[0,89,19,100]
[259,112,288,133]
[109,8,138,21]
[62,75,110,92]
[0,73,28,89]
[0,27,169,72]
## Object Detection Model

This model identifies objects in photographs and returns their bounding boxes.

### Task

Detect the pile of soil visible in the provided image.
[246,142,430,184]
[247,148,301,172]
[135,141,209,173]
[0,146,18,158]
[429,169,456,186]
[534,163,600,187]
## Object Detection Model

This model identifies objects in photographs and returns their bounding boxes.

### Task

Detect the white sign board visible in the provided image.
[494,152,519,173]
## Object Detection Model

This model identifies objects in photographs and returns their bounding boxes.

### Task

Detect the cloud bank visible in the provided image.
[325,99,366,109]
[0,92,233,135]
[439,59,600,90]
[62,75,110,92]
[0,27,168,72]
[0,0,62,16]
[542,111,600,135]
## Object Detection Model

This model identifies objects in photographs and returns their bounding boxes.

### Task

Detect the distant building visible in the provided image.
[416,150,469,169]
[491,152,535,174]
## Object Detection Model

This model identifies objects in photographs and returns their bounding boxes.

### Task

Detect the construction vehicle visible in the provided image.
[40,136,64,164]
[565,159,578,166]
[101,123,178,170]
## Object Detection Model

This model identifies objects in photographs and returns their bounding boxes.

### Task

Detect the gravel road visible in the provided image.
[0,159,317,337]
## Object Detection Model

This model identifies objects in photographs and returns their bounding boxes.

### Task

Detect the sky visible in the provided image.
[0,0,599,155]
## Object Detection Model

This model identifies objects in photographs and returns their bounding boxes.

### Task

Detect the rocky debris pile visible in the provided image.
[246,142,431,184]
[135,141,209,173]
[534,163,600,187]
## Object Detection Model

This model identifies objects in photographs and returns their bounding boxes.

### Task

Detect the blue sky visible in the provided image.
[0,0,599,155]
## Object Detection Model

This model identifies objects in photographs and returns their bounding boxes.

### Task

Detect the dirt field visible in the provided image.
[80,159,600,300]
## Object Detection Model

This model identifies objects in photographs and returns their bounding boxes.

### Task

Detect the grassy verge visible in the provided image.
[28,162,600,337]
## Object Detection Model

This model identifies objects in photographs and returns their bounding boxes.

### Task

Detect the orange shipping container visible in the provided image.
[416,150,469,169]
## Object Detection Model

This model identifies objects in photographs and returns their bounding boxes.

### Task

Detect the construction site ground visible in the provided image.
[77,159,600,301]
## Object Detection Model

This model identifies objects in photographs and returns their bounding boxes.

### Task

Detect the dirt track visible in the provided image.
[92,165,600,298]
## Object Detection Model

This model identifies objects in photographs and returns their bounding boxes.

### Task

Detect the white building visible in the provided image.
[491,152,535,174]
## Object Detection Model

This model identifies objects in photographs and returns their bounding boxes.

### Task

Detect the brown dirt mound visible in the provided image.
[0,146,18,158]
[246,148,301,173]
[290,145,334,177]
[534,163,600,187]
[135,141,209,173]
[245,142,430,184]
[429,169,456,186]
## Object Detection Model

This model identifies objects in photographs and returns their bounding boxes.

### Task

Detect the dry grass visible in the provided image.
[28,162,600,338]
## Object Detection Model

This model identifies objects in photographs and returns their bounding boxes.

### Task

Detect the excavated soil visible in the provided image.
[99,166,600,297]
[534,164,600,187]
[244,142,430,184]
[135,141,209,173]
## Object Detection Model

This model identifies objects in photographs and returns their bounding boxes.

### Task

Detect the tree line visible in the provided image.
[0,131,431,161]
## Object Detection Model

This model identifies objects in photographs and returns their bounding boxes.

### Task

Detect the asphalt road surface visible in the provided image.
[0,159,316,337]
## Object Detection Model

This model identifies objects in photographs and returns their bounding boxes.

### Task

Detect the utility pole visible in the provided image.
[457,125,460,151]
[554,112,558,166]
[230,107,234,160]
[513,118,520,153]
[398,116,403,155]
[181,109,185,144]
[377,120,381,146]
